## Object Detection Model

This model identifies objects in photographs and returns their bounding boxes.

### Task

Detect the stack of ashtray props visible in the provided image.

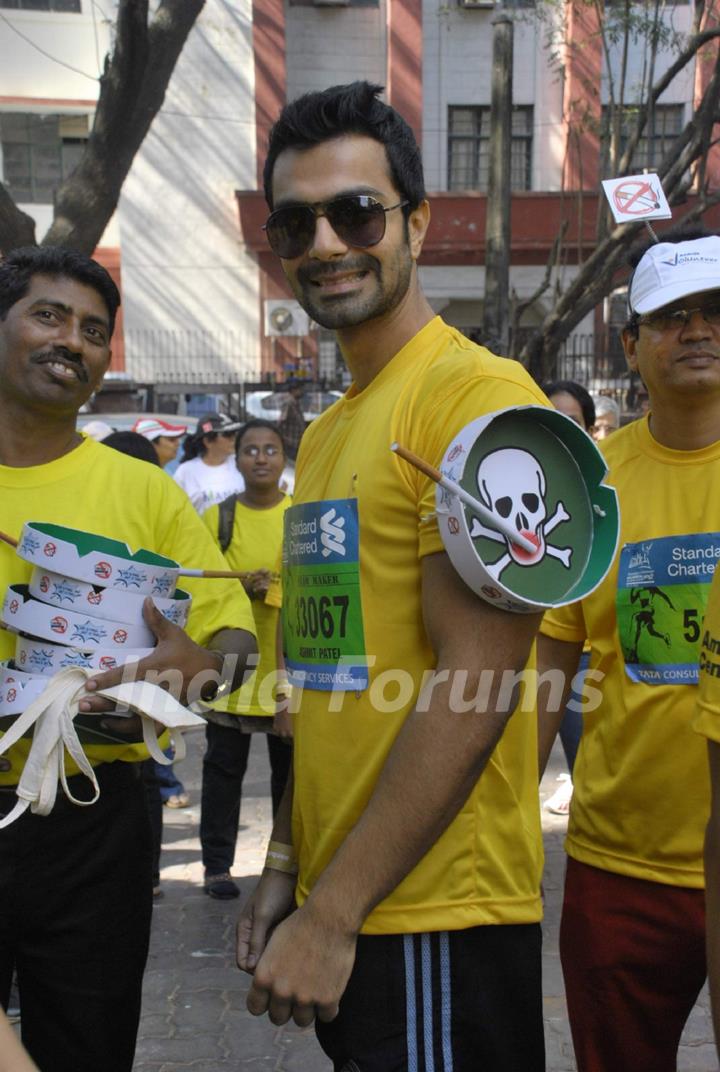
[0,522,192,740]
[0,523,208,826]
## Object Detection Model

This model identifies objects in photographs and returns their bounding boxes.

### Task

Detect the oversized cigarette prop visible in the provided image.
[392,405,619,614]
[391,443,536,554]
[0,523,256,582]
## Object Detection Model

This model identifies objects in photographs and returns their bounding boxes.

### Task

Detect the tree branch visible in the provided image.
[0,182,37,254]
[41,0,205,252]
[618,27,720,174]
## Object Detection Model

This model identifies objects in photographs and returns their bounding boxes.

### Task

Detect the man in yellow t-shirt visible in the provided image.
[694,568,720,1063]
[0,247,257,1072]
[236,82,549,1069]
[537,230,720,1072]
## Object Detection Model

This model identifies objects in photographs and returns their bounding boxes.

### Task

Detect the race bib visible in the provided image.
[617,533,720,685]
[282,499,368,691]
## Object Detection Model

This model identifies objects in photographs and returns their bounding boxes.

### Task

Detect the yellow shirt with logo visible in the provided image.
[694,565,720,744]
[541,416,720,888]
[203,495,290,716]
[0,437,256,786]
[288,316,549,934]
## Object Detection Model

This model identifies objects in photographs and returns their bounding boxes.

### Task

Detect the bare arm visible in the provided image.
[0,1010,38,1072]
[537,633,584,777]
[705,740,720,1061]
[244,551,541,1026]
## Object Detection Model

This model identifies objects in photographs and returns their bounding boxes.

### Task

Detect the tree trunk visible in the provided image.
[0,0,204,256]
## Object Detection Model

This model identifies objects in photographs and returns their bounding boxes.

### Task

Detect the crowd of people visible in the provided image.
[2,79,720,1072]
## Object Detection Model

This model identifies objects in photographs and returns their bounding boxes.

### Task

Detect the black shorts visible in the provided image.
[316,923,545,1072]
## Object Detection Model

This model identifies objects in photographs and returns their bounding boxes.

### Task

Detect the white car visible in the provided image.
[243,388,343,424]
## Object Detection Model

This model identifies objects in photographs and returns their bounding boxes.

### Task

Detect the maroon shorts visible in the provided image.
[560,856,706,1072]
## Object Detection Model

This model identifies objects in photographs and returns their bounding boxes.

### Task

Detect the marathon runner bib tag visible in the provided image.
[282,499,368,691]
[617,533,720,685]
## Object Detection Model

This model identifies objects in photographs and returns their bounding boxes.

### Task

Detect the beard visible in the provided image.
[293,248,414,331]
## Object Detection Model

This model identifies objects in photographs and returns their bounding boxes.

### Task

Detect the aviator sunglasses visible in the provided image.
[263,194,408,259]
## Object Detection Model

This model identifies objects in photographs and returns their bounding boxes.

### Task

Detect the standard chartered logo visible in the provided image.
[320,507,346,558]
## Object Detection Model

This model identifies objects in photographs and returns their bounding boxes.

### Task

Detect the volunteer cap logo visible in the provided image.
[629,235,720,315]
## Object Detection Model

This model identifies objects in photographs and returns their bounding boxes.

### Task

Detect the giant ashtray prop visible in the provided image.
[394,405,619,614]
[0,523,205,825]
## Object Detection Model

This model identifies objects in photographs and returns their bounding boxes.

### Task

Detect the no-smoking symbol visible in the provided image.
[613,180,660,217]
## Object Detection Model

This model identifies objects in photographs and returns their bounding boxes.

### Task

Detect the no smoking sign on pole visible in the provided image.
[601,173,672,224]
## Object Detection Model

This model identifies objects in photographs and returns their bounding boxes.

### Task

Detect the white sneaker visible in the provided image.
[545,773,573,815]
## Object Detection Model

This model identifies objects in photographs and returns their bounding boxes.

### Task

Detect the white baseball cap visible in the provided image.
[82,420,114,441]
[132,417,187,441]
[629,236,720,315]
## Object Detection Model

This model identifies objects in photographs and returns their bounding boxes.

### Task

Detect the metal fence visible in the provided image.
[553,332,631,405]
[123,329,258,386]
[120,326,637,413]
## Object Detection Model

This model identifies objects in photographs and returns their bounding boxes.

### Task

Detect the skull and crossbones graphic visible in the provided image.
[468,448,572,580]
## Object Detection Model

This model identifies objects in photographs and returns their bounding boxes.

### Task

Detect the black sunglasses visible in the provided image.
[263,195,409,259]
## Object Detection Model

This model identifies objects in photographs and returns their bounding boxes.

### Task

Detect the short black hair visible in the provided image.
[102,431,161,467]
[0,246,120,335]
[263,81,425,214]
[625,224,716,336]
[544,379,596,432]
[236,419,286,456]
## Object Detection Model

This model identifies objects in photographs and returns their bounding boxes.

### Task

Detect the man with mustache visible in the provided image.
[0,246,257,1072]
[537,229,720,1071]
[236,81,549,1070]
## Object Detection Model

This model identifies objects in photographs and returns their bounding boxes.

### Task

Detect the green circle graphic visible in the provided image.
[461,412,592,603]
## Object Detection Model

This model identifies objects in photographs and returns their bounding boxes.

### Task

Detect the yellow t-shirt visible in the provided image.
[0,437,256,786]
[541,416,720,888]
[693,566,720,743]
[288,316,549,934]
[203,495,290,716]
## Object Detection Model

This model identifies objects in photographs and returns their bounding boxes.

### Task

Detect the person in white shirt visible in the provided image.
[174,411,244,513]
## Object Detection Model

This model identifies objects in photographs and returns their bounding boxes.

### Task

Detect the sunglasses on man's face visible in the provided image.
[263,195,408,260]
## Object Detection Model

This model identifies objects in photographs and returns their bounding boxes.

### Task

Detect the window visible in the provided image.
[0,1,80,11]
[448,105,533,191]
[0,113,87,203]
[601,103,684,173]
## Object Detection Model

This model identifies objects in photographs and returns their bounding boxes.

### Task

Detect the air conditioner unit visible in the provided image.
[264,300,311,338]
[459,0,494,8]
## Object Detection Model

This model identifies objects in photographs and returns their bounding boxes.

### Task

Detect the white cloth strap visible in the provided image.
[0,667,204,828]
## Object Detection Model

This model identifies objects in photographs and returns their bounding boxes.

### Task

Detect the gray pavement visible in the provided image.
[133,730,717,1071]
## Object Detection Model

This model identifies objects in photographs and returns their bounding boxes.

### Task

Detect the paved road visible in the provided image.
[134,729,717,1071]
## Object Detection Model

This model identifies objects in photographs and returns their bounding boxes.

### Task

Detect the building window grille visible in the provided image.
[0,113,87,203]
[0,1,81,11]
[448,104,533,191]
[601,103,684,173]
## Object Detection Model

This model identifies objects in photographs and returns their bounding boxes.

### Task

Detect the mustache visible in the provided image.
[297,256,377,285]
[31,347,89,384]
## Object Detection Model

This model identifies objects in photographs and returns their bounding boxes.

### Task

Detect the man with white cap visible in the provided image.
[537,227,720,1071]
[132,415,187,468]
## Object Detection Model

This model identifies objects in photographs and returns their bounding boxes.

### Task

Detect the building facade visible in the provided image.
[1,0,718,390]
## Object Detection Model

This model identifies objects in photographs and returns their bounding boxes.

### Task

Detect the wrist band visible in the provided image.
[274,679,292,700]
[265,839,298,875]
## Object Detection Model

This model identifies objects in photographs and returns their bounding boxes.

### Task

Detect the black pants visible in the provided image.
[316,924,545,1072]
[142,757,163,885]
[200,721,292,874]
[0,761,153,1072]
